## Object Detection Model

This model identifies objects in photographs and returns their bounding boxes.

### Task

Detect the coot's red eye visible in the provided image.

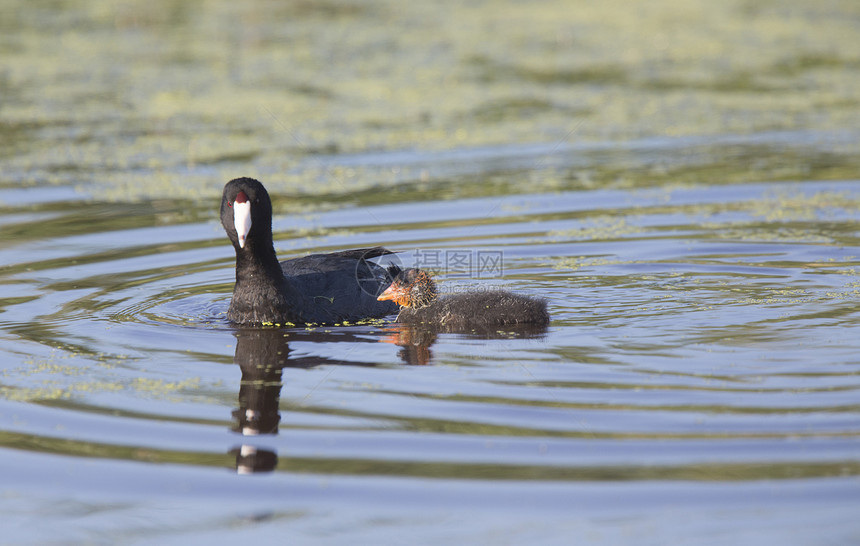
[227,201,233,208]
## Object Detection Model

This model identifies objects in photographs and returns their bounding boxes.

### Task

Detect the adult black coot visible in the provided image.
[221,177,398,325]
[377,268,550,328]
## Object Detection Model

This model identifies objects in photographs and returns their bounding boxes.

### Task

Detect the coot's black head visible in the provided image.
[221,177,273,252]
[377,268,438,309]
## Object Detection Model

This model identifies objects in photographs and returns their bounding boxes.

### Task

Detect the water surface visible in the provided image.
[2,0,860,544]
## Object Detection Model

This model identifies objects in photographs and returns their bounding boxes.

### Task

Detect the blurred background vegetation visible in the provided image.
[1,0,859,203]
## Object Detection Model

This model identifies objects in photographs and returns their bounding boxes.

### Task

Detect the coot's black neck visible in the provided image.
[234,237,283,283]
[229,239,300,324]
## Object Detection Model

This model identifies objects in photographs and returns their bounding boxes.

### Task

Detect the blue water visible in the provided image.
[2,136,859,543]
[3,0,860,540]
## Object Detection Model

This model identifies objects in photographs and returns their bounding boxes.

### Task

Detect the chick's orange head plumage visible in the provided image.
[377,268,438,308]
[377,281,411,307]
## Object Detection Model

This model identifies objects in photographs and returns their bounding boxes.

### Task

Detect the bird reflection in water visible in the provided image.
[228,326,419,474]
[229,320,548,473]
[230,328,289,474]
[379,322,549,366]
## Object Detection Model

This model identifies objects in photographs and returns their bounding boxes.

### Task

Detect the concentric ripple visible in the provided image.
[1,139,859,543]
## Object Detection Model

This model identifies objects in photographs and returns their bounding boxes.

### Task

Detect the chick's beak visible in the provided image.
[377,284,407,305]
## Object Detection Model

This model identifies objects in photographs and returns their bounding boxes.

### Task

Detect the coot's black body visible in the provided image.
[221,177,398,325]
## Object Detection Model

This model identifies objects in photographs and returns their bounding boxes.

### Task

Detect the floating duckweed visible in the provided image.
[4,0,860,203]
[749,191,860,222]
[551,256,632,271]
[546,218,643,241]
[131,377,202,396]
